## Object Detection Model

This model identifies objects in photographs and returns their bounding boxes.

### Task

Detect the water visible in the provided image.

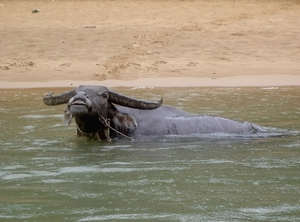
[0,87,299,221]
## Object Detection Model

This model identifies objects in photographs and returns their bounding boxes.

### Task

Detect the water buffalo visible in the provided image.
[43,85,266,142]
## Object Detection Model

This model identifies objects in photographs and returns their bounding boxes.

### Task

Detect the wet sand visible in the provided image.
[0,74,299,89]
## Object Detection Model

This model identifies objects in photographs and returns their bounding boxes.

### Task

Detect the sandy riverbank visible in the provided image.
[0,0,299,88]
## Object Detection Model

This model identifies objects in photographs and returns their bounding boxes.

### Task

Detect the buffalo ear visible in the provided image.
[63,110,73,125]
[112,112,137,134]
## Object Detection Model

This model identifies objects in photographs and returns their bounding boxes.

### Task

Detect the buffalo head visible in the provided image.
[43,85,163,141]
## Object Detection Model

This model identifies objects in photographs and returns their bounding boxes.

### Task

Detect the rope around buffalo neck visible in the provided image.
[97,115,134,141]
[92,102,134,142]
[76,116,112,142]
[76,116,134,142]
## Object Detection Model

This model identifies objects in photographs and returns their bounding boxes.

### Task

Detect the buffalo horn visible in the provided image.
[43,90,76,106]
[108,90,163,110]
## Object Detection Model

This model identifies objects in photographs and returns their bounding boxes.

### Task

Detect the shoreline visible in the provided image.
[0,75,299,89]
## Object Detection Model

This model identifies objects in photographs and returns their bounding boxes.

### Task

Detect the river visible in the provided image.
[0,86,299,221]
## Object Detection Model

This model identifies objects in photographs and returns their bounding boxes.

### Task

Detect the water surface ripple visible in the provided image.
[0,87,299,221]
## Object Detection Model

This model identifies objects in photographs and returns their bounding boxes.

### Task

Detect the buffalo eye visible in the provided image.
[102,93,108,99]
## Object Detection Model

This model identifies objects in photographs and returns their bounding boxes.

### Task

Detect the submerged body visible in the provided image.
[43,85,265,142]
[118,105,257,136]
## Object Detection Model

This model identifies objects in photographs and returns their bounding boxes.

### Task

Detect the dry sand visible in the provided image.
[0,0,300,88]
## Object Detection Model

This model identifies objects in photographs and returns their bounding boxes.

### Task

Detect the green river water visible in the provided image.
[0,87,299,221]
